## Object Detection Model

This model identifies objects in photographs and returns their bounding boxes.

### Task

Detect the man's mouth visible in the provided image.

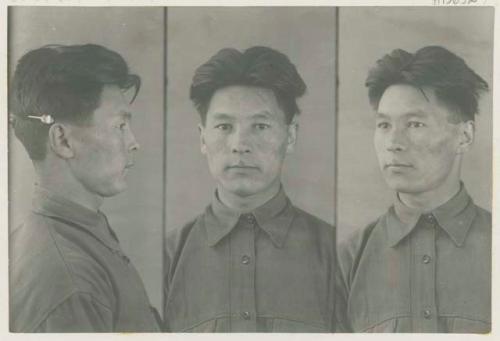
[226,162,259,171]
[384,162,413,169]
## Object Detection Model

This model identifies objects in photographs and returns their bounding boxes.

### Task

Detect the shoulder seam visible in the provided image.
[32,290,113,332]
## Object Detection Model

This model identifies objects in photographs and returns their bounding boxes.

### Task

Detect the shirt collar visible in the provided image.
[31,186,121,252]
[386,183,476,248]
[204,187,295,248]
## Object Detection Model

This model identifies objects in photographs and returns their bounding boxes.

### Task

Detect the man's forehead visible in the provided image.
[93,92,133,122]
[207,85,284,121]
[377,89,461,126]
[377,84,445,117]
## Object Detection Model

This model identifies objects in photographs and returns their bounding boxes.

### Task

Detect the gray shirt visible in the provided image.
[10,187,160,332]
[336,184,491,333]
[164,188,336,332]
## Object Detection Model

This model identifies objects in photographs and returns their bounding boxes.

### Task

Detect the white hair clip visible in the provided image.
[27,114,55,125]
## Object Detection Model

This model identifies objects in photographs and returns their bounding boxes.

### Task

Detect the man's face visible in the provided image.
[374,84,466,195]
[200,85,296,198]
[68,85,139,197]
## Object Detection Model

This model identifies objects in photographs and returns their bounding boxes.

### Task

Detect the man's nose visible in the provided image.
[386,126,406,152]
[128,129,140,152]
[229,127,251,154]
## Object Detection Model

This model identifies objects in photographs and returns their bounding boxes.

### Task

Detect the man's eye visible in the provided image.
[215,123,232,131]
[254,123,271,130]
[118,122,127,130]
[408,121,425,128]
[376,122,390,129]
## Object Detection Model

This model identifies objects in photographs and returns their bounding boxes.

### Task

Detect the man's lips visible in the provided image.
[226,163,259,171]
[384,162,413,169]
[227,165,259,169]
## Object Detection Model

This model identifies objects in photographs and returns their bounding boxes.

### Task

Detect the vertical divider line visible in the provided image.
[161,5,168,326]
[333,6,340,333]
[7,6,12,330]
[334,7,340,234]
[334,9,340,233]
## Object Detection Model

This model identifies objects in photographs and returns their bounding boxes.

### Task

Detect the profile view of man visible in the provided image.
[9,44,160,332]
[336,46,491,333]
[163,46,335,332]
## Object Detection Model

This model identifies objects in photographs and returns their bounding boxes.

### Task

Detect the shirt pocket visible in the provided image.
[271,318,329,333]
[448,317,490,333]
[183,319,218,332]
[362,318,398,333]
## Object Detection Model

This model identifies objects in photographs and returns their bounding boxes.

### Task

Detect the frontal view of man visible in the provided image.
[336,46,491,333]
[163,46,335,332]
[9,44,160,332]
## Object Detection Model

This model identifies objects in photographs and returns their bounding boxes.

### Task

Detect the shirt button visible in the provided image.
[423,310,432,319]
[241,311,251,320]
[422,255,432,264]
[241,255,251,265]
[426,214,435,224]
[244,214,255,225]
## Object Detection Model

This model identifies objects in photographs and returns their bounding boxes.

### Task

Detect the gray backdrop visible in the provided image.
[165,7,337,233]
[8,7,165,311]
[337,7,493,242]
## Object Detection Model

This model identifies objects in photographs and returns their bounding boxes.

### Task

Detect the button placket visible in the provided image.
[229,215,257,331]
[411,219,438,331]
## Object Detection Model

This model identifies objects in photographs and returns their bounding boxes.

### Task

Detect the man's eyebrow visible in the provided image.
[250,111,273,120]
[211,113,235,121]
[405,111,429,118]
[375,112,390,119]
[376,110,428,119]
[119,111,132,119]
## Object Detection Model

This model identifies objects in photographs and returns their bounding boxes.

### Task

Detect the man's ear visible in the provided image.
[48,123,74,159]
[286,116,298,154]
[456,120,475,154]
[198,123,207,155]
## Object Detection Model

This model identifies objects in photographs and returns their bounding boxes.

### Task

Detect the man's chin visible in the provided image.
[96,182,128,198]
[384,177,414,193]
[385,180,427,195]
[229,188,258,198]
[222,181,263,198]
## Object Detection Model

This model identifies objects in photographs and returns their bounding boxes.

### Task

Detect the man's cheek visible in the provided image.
[421,137,452,156]
[207,138,226,153]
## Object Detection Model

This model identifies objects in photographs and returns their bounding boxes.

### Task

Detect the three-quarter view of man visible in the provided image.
[336,46,491,333]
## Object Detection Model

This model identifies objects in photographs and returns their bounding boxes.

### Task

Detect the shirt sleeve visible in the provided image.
[34,292,114,332]
[334,220,379,332]
[334,234,360,333]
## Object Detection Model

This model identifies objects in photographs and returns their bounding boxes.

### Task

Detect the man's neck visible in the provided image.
[217,181,281,212]
[398,179,461,212]
[34,161,103,212]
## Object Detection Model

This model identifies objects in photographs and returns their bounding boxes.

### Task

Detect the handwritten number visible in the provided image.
[434,0,481,5]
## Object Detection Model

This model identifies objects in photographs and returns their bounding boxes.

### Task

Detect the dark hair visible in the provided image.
[190,46,306,124]
[365,46,488,122]
[10,44,140,160]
